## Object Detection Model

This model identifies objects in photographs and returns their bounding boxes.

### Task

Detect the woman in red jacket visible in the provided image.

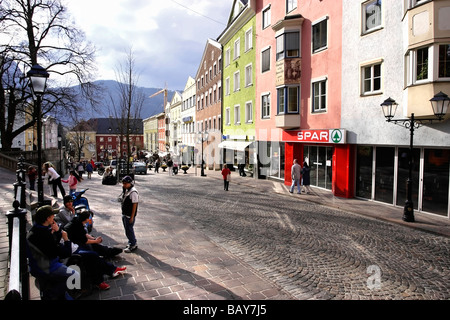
[221,163,231,191]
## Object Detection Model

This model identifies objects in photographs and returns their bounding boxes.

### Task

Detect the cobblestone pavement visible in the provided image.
[2,166,450,301]
[146,171,450,300]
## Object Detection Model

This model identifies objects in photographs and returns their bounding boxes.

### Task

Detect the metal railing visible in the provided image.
[4,156,30,300]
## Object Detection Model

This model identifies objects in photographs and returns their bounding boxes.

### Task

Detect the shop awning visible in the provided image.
[218,140,253,151]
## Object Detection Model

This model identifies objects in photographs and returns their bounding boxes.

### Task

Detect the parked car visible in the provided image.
[133,162,147,175]
[118,161,135,180]
[109,159,117,169]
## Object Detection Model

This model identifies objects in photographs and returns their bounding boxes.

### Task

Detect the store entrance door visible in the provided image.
[304,146,333,190]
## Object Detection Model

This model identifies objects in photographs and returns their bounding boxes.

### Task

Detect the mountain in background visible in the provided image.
[71,80,179,121]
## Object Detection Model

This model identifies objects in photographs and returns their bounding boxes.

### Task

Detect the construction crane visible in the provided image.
[149,84,168,112]
[150,84,170,152]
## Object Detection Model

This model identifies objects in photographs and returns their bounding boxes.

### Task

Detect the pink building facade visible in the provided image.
[255,0,352,197]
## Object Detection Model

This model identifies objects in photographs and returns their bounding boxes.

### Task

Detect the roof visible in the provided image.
[93,118,143,135]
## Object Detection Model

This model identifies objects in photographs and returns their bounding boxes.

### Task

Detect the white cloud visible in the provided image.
[65,0,230,89]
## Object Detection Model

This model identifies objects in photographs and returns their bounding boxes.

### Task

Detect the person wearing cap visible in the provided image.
[120,176,139,252]
[57,195,76,228]
[27,205,80,299]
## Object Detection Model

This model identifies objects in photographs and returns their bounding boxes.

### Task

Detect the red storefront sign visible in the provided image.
[282,129,346,144]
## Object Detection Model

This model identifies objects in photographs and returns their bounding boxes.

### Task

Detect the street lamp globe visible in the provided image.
[429,91,450,119]
[26,64,49,96]
[381,97,398,121]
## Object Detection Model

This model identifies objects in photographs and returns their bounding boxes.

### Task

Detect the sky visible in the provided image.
[65,0,231,90]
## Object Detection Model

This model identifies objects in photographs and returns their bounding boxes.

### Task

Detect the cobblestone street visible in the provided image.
[2,167,450,302]
[132,170,450,300]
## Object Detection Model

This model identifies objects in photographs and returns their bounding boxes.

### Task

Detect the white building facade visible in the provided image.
[342,0,450,218]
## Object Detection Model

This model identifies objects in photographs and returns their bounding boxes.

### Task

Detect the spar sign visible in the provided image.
[282,129,346,144]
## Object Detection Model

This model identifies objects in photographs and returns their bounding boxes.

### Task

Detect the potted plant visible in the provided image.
[161,164,167,172]
[181,165,189,174]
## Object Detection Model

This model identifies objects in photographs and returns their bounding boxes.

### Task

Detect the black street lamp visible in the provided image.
[381,91,449,222]
[27,64,49,206]
[58,134,62,175]
[198,131,209,177]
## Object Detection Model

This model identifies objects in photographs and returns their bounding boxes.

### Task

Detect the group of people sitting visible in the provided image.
[27,195,126,300]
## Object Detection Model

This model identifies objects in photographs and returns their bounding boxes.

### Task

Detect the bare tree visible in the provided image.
[108,48,145,174]
[0,0,99,151]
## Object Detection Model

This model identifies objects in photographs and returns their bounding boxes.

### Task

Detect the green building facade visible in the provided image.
[218,2,256,172]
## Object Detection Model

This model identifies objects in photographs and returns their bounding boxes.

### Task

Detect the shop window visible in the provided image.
[423,149,449,216]
[374,147,395,204]
[396,148,420,209]
[356,146,373,199]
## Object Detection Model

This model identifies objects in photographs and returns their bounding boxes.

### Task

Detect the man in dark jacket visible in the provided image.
[27,205,80,300]
[120,176,139,252]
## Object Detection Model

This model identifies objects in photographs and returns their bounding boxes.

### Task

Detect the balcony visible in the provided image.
[275,113,301,129]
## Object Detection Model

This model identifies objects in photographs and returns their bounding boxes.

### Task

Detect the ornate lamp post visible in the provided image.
[381,91,449,222]
[198,131,209,177]
[57,134,62,175]
[27,64,49,206]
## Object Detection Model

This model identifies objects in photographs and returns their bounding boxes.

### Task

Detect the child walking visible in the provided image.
[62,170,83,196]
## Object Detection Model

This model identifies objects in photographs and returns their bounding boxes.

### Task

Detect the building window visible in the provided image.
[234,105,241,124]
[277,88,285,114]
[245,27,253,52]
[362,0,382,34]
[416,47,429,81]
[262,93,270,119]
[234,71,240,92]
[225,108,230,125]
[287,0,297,13]
[286,32,300,58]
[262,5,271,29]
[407,0,429,9]
[225,77,230,95]
[287,87,299,113]
[245,64,252,87]
[277,86,299,114]
[225,48,230,67]
[261,47,271,73]
[439,44,450,78]
[362,62,382,94]
[276,32,300,61]
[312,18,328,53]
[245,102,253,123]
[234,38,240,60]
[312,79,327,112]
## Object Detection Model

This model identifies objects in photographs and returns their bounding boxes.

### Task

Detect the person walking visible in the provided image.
[62,170,83,196]
[85,162,93,179]
[43,162,66,198]
[120,176,139,252]
[221,163,231,191]
[167,158,173,176]
[301,161,312,194]
[289,159,302,194]
[27,166,37,191]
